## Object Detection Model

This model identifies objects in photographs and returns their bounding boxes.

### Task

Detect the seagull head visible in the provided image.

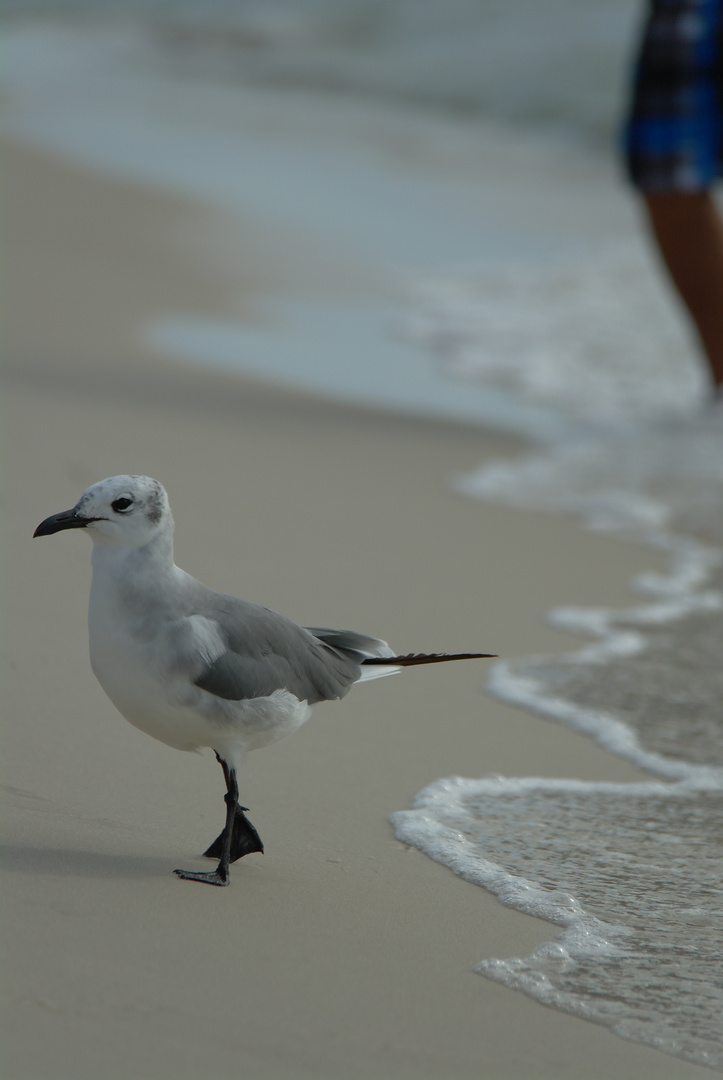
[34,475,173,549]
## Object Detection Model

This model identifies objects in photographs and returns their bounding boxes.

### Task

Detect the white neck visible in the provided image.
[90,527,178,614]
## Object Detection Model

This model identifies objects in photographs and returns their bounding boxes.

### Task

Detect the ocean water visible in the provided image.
[393,408,723,1070]
[395,255,723,1067]
[2,0,643,142]
[4,4,723,1069]
[401,243,706,425]
[393,776,723,1069]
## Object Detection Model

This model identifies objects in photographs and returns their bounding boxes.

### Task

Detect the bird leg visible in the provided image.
[202,755,264,863]
[174,755,262,886]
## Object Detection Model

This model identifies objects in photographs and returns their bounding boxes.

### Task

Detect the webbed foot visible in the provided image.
[173,866,230,886]
[203,804,263,863]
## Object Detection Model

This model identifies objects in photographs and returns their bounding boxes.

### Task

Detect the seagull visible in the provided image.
[34,475,495,886]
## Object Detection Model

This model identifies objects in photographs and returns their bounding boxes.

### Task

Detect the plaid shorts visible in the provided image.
[624,0,723,190]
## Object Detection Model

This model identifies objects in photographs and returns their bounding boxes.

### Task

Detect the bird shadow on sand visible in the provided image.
[0,841,185,880]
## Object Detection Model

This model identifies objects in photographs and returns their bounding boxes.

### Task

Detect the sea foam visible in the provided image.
[394,279,723,1068]
[392,775,723,1070]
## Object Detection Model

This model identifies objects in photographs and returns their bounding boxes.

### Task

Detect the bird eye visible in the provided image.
[111,497,133,513]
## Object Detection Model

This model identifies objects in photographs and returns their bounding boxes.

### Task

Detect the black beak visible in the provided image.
[33,508,94,538]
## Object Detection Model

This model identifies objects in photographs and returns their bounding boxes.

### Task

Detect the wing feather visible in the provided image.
[190,597,362,704]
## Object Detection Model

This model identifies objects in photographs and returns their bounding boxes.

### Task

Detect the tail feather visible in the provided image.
[362,651,496,667]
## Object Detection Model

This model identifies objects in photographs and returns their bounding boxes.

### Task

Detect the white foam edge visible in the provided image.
[392,773,723,1069]
[479,953,722,1069]
[454,452,723,775]
[390,771,723,982]
[392,778,616,949]
[487,661,723,783]
[453,455,723,600]
[480,526,723,780]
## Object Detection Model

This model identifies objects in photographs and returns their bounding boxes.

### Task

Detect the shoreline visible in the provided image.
[2,138,713,1080]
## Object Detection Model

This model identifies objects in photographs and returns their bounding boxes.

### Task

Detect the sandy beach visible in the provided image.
[2,139,715,1080]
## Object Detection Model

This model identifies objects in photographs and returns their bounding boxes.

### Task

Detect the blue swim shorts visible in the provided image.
[624,0,723,190]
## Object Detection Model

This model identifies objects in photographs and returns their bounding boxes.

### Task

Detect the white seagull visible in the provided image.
[35,475,495,886]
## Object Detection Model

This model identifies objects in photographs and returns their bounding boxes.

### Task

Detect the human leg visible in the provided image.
[643,190,723,391]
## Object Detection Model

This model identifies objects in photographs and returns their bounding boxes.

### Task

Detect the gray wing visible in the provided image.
[191,596,363,705]
[304,627,394,660]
